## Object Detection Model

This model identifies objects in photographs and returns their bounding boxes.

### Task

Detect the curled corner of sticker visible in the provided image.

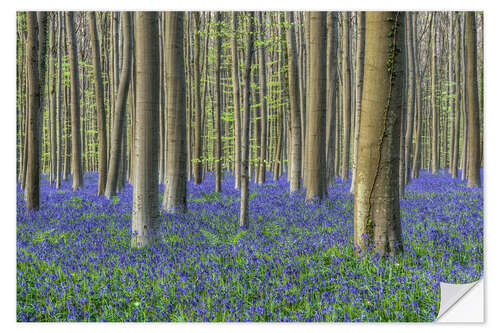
[436,278,484,322]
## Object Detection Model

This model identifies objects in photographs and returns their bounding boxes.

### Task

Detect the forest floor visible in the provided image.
[16,170,483,322]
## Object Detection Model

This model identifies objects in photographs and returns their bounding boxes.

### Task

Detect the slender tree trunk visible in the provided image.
[451,12,461,179]
[55,12,63,189]
[354,12,404,256]
[105,12,132,198]
[231,12,241,189]
[350,12,365,193]
[240,12,255,229]
[48,18,56,185]
[131,12,160,248]
[404,12,416,185]
[89,12,108,195]
[341,12,351,181]
[213,12,223,193]
[192,12,203,185]
[286,11,302,193]
[305,12,327,202]
[465,12,481,187]
[163,12,187,213]
[257,12,268,184]
[66,12,83,190]
[430,13,439,174]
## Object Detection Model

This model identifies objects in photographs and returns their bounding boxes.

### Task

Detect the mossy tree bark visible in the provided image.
[354,12,404,256]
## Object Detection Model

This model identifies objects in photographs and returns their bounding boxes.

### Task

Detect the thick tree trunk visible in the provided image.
[163,12,187,213]
[49,18,56,185]
[105,12,132,198]
[465,12,481,187]
[305,12,327,202]
[353,12,404,256]
[131,12,160,248]
[25,12,40,210]
[89,12,108,195]
[240,12,254,229]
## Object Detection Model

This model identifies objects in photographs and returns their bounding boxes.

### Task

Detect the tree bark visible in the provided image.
[465,12,481,187]
[66,12,84,190]
[353,12,404,256]
[350,12,365,193]
[340,13,352,182]
[305,12,327,202]
[131,12,160,248]
[240,12,255,229]
[105,12,132,198]
[163,12,187,213]
[88,12,108,195]
[25,12,41,210]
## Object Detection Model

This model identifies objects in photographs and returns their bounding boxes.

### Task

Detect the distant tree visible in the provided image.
[353,12,404,256]
[240,12,255,229]
[451,12,461,179]
[231,12,241,189]
[163,12,187,213]
[131,12,160,248]
[305,12,327,202]
[325,12,338,186]
[214,12,223,193]
[257,12,268,184]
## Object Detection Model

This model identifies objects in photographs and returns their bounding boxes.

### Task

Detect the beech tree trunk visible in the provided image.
[163,12,187,213]
[66,12,84,190]
[25,12,40,210]
[305,12,327,202]
[353,12,404,256]
[350,12,365,193]
[341,12,351,182]
[465,12,481,187]
[105,12,132,198]
[89,12,108,195]
[286,11,302,193]
[240,12,254,229]
[131,12,160,248]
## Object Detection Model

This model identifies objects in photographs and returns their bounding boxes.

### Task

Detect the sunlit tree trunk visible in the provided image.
[341,12,351,182]
[451,12,461,179]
